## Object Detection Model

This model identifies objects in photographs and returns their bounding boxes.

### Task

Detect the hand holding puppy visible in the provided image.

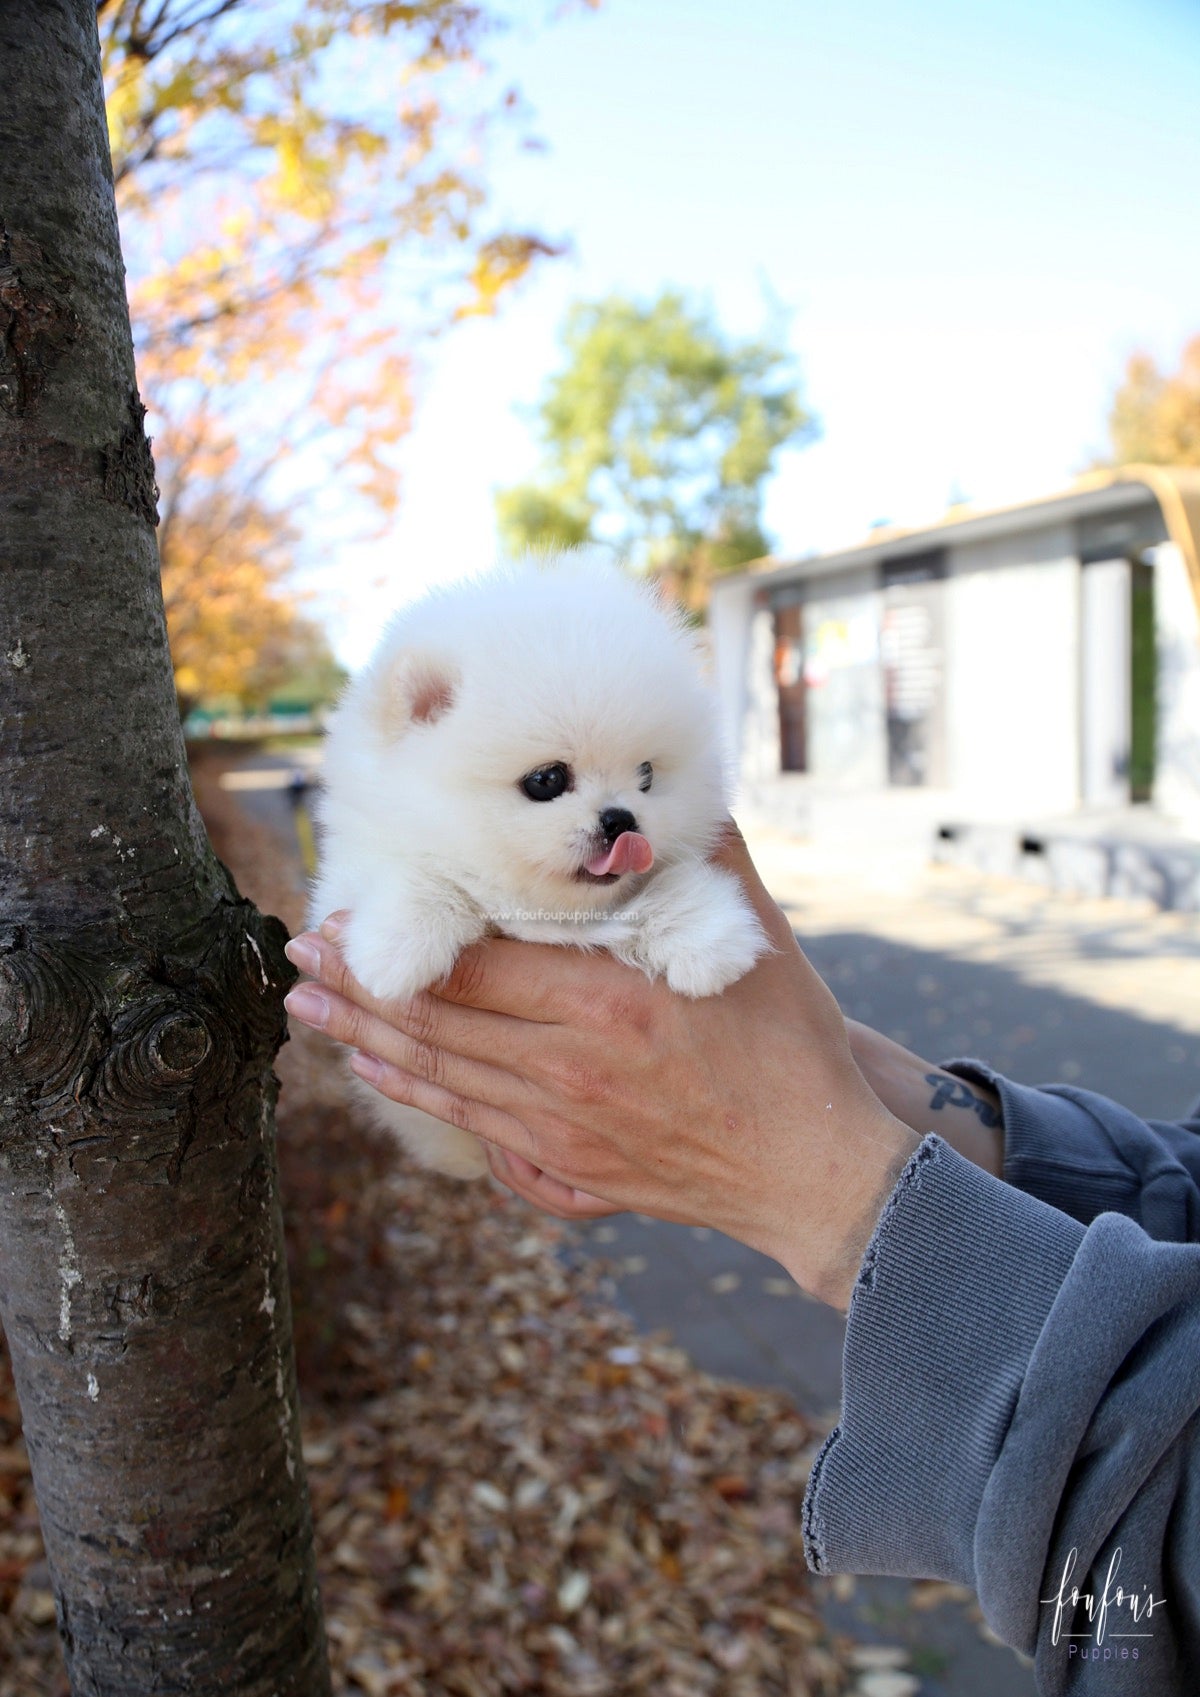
[286,825,919,1310]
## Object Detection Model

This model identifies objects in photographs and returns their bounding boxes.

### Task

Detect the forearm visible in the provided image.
[804,1135,1200,1692]
[846,1020,1004,1178]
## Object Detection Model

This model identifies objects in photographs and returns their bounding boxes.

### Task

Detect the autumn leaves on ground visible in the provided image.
[0,758,851,1697]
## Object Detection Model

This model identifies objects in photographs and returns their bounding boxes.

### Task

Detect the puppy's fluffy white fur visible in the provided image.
[310,555,769,1178]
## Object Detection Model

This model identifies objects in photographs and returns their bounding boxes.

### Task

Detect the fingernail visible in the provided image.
[319,915,344,942]
[283,986,330,1028]
[284,937,320,975]
[350,1050,382,1083]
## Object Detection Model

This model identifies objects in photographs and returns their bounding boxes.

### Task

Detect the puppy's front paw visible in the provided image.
[343,918,459,1004]
[661,911,769,998]
[635,865,771,999]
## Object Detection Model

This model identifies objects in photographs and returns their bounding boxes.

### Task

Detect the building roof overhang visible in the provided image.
[718,466,1200,613]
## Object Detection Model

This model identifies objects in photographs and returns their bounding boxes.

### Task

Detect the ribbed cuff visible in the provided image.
[802,1135,1085,1582]
[941,1059,1150,1225]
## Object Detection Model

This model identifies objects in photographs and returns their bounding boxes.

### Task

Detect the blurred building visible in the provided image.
[712,467,1200,830]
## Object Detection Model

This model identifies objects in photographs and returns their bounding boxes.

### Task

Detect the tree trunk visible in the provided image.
[0,3,330,1690]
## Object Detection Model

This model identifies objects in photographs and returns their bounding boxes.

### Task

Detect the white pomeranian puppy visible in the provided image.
[310,554,769,1178]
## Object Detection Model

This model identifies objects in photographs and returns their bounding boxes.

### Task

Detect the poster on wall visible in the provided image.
[881,553,947,787]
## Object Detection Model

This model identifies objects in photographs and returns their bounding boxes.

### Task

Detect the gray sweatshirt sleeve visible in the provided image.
[943,1058,1200,1238]
[801,1128,1200,1696]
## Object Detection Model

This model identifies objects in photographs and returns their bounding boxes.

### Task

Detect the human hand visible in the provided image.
[284,825,918,1310]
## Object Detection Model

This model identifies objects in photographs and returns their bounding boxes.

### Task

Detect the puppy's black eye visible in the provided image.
[638,761,653,793]
[520,762,572,802]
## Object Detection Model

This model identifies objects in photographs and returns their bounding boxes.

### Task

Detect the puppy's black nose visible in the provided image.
[598,806,637,843]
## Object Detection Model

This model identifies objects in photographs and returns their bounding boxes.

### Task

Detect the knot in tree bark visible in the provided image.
[0,930,101,1104]
[0,919,280,1121]
[146,1009,212,1076]
[99,994,232,1113]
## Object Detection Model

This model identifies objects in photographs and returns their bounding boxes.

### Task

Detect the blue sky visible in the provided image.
[330,0,1200,665]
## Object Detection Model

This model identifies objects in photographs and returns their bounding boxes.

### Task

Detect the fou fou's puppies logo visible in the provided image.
[1041,1546,1166,1664]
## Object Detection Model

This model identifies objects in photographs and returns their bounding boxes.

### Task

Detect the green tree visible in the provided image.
[497,291,818,609]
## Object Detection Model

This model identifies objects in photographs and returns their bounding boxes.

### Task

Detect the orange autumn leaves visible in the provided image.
[155,410,326,712]
[98,0,564,709]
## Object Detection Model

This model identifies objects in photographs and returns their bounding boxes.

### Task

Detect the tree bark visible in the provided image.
[0,3,330,1690]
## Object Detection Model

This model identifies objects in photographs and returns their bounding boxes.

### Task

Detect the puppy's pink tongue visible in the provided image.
[585,832,654,877]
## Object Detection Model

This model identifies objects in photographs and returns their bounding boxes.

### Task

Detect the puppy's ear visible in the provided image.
[369,648,460,739]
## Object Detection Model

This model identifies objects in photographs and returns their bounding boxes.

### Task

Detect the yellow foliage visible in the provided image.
[156,408,331,711]
[101,1,560,385]
[1108,336,1200,467]
[455,233,567,321]
[95,0,572,701]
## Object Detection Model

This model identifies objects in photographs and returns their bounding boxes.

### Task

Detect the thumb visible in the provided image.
[710,817,797,952]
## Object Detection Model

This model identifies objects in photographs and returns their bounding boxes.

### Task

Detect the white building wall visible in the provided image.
[1079,558,1132,807]
[713,505,1198,827]
[707,578,759,791]
[740,604,781,786]
[1153,541,1200,826]
[944,523,1081,813]
[802,567,886,786]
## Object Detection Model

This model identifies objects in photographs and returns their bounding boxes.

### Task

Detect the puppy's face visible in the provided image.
[360,638,724,915]
[490,743,664,914]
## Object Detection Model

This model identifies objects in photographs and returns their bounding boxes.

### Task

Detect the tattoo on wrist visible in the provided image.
[924,1072,1002,1128]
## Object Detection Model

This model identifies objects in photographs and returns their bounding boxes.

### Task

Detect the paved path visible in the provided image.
[221,754,1200,1695]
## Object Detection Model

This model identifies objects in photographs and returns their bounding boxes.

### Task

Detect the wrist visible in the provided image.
[772,1098,920,1311]
[846,1021,1004,1179]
